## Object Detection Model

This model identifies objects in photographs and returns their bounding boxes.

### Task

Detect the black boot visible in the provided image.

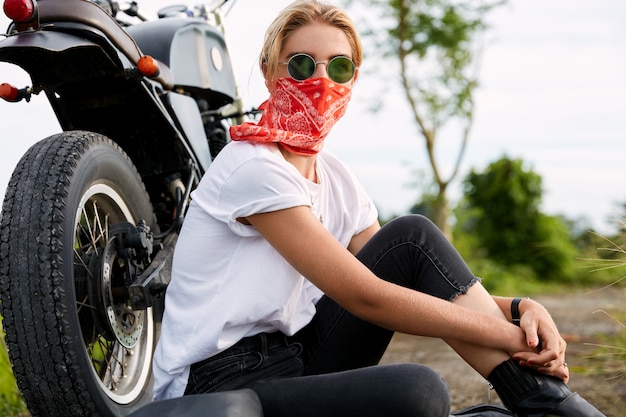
[488,359,606,417]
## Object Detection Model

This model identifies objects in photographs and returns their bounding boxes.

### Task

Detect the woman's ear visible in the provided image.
[262,61,274,93]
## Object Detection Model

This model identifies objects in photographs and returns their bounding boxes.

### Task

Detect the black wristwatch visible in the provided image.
[511,298,523,326]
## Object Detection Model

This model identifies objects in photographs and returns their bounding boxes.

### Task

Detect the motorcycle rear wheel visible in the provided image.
[0,131,158,417]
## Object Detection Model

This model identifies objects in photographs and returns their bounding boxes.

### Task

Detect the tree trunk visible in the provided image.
[432,185,452,241]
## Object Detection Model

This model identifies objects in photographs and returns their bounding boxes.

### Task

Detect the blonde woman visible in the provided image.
[153,1,604,416]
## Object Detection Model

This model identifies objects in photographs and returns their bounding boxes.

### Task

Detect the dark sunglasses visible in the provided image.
[280,53,357,84]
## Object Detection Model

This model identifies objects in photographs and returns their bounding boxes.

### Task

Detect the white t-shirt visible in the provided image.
[152,141,378,400]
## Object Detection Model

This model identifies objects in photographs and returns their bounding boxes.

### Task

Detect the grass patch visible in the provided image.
[574,233,626,380]
[576,309,626,381]
[0,321,28,417]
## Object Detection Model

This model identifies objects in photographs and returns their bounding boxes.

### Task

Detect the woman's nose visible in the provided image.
[313,62,329,79]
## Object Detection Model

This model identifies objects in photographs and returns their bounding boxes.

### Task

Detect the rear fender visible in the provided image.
[0,28,128,88]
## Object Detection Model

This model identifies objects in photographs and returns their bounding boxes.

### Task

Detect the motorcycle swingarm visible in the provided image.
[128,232,177,315]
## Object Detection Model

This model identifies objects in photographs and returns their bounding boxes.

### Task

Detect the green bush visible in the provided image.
[457,156,582,282]
[464,256,562,295]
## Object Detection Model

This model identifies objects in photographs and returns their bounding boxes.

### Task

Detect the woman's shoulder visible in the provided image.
[203,141,305,191]
[207,141,285,174]
[218,140,280,162]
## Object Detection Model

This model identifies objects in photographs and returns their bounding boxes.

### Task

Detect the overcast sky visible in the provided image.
[1,0,625,235]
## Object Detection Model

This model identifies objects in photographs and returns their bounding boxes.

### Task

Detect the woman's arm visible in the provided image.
[246,206,529,356]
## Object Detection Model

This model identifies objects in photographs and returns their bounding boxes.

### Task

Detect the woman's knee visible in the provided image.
[359,214,441,260]
[387,363,450,417]
[386,214,438,233]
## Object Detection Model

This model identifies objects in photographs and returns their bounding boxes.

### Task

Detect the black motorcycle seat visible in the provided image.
[37,0,175,89]
[126,389,264,417]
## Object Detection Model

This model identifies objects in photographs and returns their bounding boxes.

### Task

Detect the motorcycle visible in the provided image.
[0,0,253,415]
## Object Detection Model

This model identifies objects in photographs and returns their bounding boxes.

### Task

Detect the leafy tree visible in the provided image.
[457,156,577,281]
[342,0,504,237]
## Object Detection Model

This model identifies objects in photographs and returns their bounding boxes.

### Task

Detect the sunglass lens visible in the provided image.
[288,54,316,81]
[328,57,355,83]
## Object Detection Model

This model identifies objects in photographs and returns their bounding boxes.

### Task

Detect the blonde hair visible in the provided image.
[260,0,362,81]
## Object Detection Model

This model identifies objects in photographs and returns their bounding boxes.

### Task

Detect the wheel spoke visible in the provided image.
[73,184,154,403]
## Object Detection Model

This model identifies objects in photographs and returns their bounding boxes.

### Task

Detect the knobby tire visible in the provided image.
[0,131,158,417]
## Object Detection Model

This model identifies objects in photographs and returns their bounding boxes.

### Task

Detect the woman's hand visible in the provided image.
[511,299,569,382]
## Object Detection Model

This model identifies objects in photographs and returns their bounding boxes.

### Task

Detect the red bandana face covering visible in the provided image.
[229,77,352,155]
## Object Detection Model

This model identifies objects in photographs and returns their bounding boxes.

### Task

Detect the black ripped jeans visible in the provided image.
[184,215,480,417]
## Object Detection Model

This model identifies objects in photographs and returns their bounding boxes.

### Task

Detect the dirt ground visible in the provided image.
[379,286,626,416]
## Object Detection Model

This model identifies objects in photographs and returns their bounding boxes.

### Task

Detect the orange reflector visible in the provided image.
[0,83,19,101]
[137,56,160,78]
